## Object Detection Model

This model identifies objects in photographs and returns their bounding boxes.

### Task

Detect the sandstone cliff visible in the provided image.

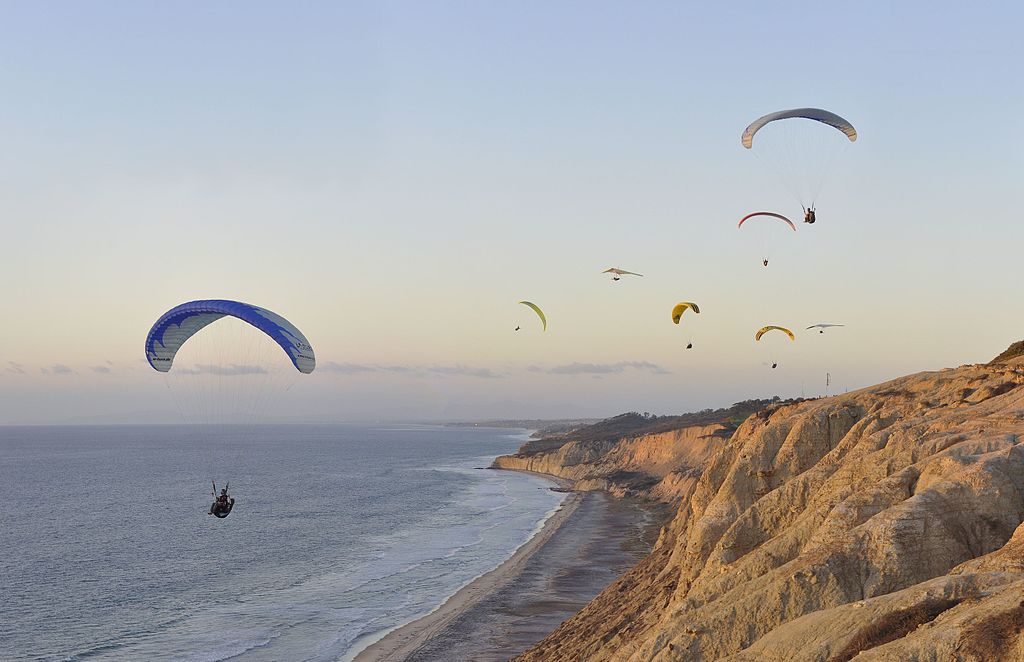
[494,424,724,502]
[512,353,1024,661]
[493,402,777,503]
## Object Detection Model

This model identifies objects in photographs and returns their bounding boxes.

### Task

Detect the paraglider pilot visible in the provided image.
[209,481,234,517]
[804,207,816,224]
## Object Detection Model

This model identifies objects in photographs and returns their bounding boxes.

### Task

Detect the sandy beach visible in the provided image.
[353,488,658,662]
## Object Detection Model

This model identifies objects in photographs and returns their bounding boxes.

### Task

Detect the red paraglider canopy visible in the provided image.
[737,212,796,231]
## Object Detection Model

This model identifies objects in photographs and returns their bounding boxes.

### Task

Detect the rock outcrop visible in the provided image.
[494,424,726,502]
[494,402,780,503]
[511,354,1024,661]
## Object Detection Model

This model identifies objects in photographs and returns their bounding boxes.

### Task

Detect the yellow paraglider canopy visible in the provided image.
[755,325,795,342]
[671,302,700,324]
[518,301,547,331]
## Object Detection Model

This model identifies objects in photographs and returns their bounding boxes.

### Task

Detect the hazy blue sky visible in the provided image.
[1,1,1022,423]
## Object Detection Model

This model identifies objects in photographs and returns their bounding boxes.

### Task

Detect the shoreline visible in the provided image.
[400,490,658,661]
[350,483,581,662]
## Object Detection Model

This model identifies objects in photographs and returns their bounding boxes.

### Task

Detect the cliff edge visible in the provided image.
[512,350,1024,660]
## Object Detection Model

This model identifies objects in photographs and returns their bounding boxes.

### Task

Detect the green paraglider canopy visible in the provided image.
[518,301,547,331]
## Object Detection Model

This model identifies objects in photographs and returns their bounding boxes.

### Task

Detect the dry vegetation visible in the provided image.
[828,597,965,662]
[960,600,1024,660]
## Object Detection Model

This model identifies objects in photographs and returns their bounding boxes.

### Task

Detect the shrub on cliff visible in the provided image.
[990,340,1024,364]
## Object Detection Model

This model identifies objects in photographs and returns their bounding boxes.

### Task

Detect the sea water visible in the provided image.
[0,424,564,661]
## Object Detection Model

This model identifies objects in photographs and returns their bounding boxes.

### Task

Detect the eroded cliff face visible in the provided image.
[514,358,1024,661]
[493,423,727,502]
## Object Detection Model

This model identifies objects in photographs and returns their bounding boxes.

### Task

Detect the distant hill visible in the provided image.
[443,418,599,434]
[513,398,796,456]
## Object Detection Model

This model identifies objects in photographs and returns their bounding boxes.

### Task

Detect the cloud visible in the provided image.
[425,365,505,379]
[177,364,268,376]
[323,361,662,379]
[322,362,504,379]
[321,362,381,375]
[6,361,25,375]
[544,361,670,376]
[90,365,113,374]
[42,364,75,376]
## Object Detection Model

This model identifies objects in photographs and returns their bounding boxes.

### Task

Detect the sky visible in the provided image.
[1,1,1022,424]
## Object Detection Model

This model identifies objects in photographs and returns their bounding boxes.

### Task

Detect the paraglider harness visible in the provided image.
[209,481,234,518]
[804,207,816,224]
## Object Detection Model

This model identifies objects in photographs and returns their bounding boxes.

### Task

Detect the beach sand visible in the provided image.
[354,490,657,662]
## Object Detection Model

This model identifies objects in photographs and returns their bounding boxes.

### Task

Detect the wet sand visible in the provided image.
[354,489,657,662]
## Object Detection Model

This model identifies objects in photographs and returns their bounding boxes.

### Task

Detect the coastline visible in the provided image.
[402,491,658,662]
[351,484,582,662]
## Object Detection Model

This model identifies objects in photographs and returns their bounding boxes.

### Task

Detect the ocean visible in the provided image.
[0,424,565,661]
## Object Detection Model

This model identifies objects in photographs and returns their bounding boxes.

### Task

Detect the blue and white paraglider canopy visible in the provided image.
[145,299,316,374]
